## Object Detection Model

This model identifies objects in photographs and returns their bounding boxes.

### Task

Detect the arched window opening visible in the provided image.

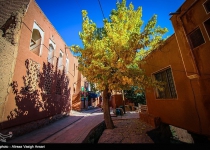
[30,29,41,55]
[48,44,55,64]
[65,58,69,73]
[30,22,44,56]
[58,50,63,70]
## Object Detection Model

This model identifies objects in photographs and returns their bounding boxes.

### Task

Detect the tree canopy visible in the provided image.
[70,0,168,129]
[71,0,167,93]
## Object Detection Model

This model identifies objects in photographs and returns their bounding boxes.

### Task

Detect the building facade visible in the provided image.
[0,0,91,137]
[142,0,210,138]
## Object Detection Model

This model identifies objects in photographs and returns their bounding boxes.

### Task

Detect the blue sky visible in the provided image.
[35,0,185,48]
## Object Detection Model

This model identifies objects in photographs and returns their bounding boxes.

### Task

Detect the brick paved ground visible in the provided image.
[7,108,191,144]
[98,118,155,143]
[7,108,103,143]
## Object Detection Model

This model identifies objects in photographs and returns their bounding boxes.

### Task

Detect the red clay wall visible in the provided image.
[112,94,123,109]
[143,35,201,135]
[170,0,210,136]
[143,0,210,137]
[1,0,77,129]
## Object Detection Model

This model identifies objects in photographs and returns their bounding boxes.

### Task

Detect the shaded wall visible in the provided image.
[170,0,210,136]
[72,70,82,111]
[143,0,210,137]
[0,0,77,131]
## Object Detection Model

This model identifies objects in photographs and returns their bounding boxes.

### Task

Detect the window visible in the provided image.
[30,22,44,56]
[204,18,210,39]
[48,44,54,64]
[48,39,56,64]
[58,50,63,70]
[73,83,76,93]
[204,0,210,13]
[188,28,205,49]
[30,29,41,55]
[65,58,69,73]
[154,68,177,99]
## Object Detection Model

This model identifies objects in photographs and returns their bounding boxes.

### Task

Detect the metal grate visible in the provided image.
[204,18,210,38]
[154,68,177,99]
[166,69,177,98]
[188,28,205,49]
[204,0,210,13]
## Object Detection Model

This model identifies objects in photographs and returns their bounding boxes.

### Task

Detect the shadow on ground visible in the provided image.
[146,128,188,144]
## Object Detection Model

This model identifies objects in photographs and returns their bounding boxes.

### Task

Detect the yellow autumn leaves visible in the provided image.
[122,76,133,85]
[70,0,168,92]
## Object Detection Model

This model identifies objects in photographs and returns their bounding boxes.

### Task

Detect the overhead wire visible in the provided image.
[97,0,106,19]
[75,0,105,20]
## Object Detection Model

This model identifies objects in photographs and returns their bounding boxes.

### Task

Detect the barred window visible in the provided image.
[188,28,205,49]
[204,0,210,13]
[204,18,210,38]
[154,68,177,99]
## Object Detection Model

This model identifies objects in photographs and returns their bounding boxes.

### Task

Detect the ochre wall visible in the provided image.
[144,0,210,137]
[170,0,210,136]
[144,35,201,134]
[112,94,123,109]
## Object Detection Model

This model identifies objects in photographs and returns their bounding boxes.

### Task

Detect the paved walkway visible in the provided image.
[8,108,103,143]
[7,107,157,144]
[98,118,154,143]
[98,110,155,143]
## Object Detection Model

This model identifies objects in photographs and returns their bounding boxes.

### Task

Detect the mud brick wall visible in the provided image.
[0,0,30,126]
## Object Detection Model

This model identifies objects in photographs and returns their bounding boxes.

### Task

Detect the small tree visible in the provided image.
[70,0,167,129]
[124,86,146,105]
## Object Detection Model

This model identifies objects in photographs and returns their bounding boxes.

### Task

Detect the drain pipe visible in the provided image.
[179,0,200,78]
[169,0,200,78]
[178,0,202,135]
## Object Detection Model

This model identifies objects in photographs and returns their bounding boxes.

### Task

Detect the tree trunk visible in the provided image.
[103,86,115,129]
